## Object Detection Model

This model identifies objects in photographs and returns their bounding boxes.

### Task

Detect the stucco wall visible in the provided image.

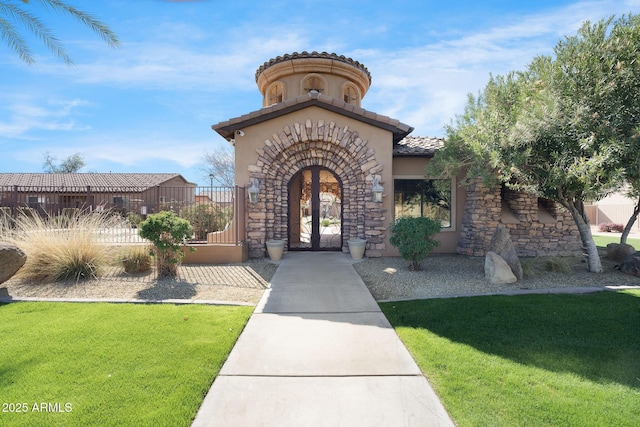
[388,157,466,255]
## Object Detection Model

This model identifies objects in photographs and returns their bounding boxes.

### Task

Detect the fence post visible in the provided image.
[12,185,18,219]
[156,185,161,213]
[235,185,240,244]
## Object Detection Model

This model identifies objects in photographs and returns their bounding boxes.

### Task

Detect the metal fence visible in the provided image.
[0,185,245,244]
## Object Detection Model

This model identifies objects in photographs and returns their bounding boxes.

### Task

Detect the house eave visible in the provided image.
[212,92,413,143]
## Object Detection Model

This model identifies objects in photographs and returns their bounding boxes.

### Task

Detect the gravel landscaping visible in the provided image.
[3,252,639,304]
[3,259,278,304]
[354,253,640,301]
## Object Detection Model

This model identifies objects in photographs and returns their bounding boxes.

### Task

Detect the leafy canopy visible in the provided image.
[426,14,640,272]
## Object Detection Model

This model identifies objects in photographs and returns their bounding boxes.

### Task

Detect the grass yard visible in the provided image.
[0,302,253,427]
[381,290,640,427]
[592,234,640,249]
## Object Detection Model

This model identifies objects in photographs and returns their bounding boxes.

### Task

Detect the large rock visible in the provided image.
[488,225,523,280]
[485,251,518,285]
[0,242,26,284]
[606,243,636,262]
[619,251,640,277]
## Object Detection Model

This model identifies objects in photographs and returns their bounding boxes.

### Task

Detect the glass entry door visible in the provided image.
[288,167,342,250]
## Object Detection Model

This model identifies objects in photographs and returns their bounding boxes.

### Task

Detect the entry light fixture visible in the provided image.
[247,178,260,203]
[372,176,384,203]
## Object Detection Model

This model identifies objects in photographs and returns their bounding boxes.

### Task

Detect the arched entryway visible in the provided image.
[288,166,343,251]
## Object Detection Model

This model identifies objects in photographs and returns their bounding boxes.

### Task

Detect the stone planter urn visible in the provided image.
[347,238,366,260]
[266,239,285,261]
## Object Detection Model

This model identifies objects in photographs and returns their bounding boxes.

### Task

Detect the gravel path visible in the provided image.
[3,253,639,304]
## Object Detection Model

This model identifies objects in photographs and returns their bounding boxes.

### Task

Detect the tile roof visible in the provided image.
[256,51,371,84]
[212,90,413,143]
[393,136,445,157]
[0,173,195,190]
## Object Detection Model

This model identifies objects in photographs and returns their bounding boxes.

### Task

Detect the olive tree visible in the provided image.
[428,15,640,273]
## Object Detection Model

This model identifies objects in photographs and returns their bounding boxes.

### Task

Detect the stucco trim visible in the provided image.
[212,91,413,143]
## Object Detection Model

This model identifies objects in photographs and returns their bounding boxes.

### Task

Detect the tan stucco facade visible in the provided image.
[212,51,581,260]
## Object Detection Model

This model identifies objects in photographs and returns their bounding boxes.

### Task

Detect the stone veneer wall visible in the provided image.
[245,119,386,258]
[457,179,583,257]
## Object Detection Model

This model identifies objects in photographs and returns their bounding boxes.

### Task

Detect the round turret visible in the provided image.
[255,51,372,107]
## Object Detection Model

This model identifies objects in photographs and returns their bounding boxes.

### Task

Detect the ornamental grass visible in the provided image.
[2,210,121,283]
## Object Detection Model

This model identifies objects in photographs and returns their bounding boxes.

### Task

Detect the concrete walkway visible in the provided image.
[191,252,454,426]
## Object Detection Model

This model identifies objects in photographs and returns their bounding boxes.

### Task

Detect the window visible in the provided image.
[342,84,359,105]
[266,82,285,106]
[28,195,45,210]
[113,196,130,210]
[302,74,325,93]
[394,179,451,227]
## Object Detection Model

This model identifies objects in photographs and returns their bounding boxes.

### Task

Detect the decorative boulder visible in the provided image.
[606,243,636,262]
[618,251,640,277]
[488,225,523,280]
[485,251,518,285]
[0,242,27,284]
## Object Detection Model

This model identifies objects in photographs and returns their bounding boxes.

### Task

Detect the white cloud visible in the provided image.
[357,0,640,136]
[0,97,91,138]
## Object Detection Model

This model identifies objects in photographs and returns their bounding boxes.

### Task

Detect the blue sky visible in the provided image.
[2,0,639,185]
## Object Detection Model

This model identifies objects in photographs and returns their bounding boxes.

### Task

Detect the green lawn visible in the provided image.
[592,234,640,249]
[0,302,253,427]
[381,290,640,427]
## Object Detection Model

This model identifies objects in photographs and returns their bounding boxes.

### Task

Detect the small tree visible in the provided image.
[179,204,230,240]
[43,152,85,173]
[201,146,235,187]
[390,216,441,271]
[138,211,193,278]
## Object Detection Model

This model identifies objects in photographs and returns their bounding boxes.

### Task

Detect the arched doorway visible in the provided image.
[288,166,342,251]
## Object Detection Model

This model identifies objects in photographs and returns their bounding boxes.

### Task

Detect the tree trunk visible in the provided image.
[620,194,640,245]
[560,198,603,273]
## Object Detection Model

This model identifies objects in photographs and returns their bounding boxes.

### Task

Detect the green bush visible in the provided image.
[179,204,230,241]
[138,211,193,278]
[390,216,441,270]
[127,212,143,228]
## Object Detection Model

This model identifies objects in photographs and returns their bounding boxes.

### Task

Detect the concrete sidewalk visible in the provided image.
[191,252,454,426]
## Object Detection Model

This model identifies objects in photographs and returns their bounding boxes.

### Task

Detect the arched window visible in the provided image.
[302,74,326,94]
[266,82,285,106]
[342,84,359,105]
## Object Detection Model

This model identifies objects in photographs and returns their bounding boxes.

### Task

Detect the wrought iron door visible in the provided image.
[288,167,342,250]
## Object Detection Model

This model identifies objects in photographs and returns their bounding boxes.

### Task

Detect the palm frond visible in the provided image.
[0,0,119,65]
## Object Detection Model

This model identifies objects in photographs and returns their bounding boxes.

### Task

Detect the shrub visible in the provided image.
[127,212,143,228]
[544,257,572,274]
[119,245,153,274]
[390,216,441,270]
[521,258,538,278]
[179,204,230,241]
[321,218,331,227]
[2,211,120,282]
[0,207,12,232]
[138,211,193,278]
[598,223,624,232]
